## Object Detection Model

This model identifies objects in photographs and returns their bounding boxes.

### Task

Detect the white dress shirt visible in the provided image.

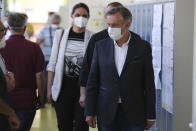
[114,36,131,76]
[114,34,131,103]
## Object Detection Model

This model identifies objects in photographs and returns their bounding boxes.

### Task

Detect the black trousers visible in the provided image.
[44,61,49,104]
[0,116,11,131]
[54,76,89,131]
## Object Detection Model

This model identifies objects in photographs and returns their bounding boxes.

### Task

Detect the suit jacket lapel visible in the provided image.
[107,38,119,78]
[120,36,137,77]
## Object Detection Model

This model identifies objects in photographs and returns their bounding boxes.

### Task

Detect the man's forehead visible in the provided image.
[106,13,121,20]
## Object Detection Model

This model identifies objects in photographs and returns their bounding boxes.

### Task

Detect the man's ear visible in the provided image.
[126,22,131,29]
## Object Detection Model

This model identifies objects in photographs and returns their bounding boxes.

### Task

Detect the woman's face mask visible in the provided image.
[74,16,88,28]
[72,7,89,28]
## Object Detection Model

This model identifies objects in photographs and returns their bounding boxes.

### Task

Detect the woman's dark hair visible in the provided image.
[71,3,90,17]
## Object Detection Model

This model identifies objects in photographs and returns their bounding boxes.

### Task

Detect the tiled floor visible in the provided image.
[31,104,97,131]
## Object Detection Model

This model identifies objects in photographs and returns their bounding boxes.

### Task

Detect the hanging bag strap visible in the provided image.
[56,29,64,63]
[49,26,53,47]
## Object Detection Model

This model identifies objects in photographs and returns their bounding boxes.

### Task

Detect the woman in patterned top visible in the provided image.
[47,3,94,131]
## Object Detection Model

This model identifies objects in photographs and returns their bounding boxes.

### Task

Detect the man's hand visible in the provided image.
[79,95,85,108]
[37,38,45,44]
[145,120,155,130]
[8,112,20,131]
[86,116,96,128]
[5,72,15,92]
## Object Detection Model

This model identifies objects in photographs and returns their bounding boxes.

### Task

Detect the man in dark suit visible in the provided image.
[79,2,141,108]
[85,7,156,131]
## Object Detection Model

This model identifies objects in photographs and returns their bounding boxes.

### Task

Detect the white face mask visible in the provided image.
[74,16,88,28]
[0,37,6,49]
[108,27,123,41]
[3,21,9,28]
[51,24,59,29]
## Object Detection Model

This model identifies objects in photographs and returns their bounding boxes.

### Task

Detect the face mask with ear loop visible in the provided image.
[108,27,123,41]
[51,24,59,29]
[74,16,88,28]
[108,23,129,41]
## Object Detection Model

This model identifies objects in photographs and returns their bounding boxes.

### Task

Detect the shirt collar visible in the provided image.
[113,33,131,47]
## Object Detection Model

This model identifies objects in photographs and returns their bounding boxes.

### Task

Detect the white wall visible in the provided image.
[64,0,174,32]
[57,0,175,32]
[58,5,69,29]
[174,0,194,131]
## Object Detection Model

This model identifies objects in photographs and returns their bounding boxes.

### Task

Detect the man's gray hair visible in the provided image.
[8,13,27,32]
[105,7,132,23]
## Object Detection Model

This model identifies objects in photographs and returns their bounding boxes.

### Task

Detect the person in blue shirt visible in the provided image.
[37,14,61,106]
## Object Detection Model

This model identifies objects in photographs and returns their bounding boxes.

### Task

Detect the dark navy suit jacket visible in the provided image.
[85,35,156,126]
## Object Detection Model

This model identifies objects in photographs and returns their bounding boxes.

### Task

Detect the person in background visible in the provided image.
[47,12,55,23]
[37,13,61,106]
[0,13,44,131]
[26,24,34,38]
[47,3,93,131]
[0,20,20,131]
[49,11,55,16]
[37,13,61,62]
[3,12,9,29]
[4,13,30,40]
[23,14,34,38]
[0,68,20,131]
[0,21,15,92]
[85,7,156,131]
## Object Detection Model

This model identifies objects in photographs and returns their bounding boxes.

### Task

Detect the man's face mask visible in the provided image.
[108,27,123,41]
[74,16,88,28]
[0,36,6,49]
[3,21,9,28]
[51,24,59,29]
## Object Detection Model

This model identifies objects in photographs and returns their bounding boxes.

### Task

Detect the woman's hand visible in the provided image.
[47,87,53,103]
[79,95,86,108]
